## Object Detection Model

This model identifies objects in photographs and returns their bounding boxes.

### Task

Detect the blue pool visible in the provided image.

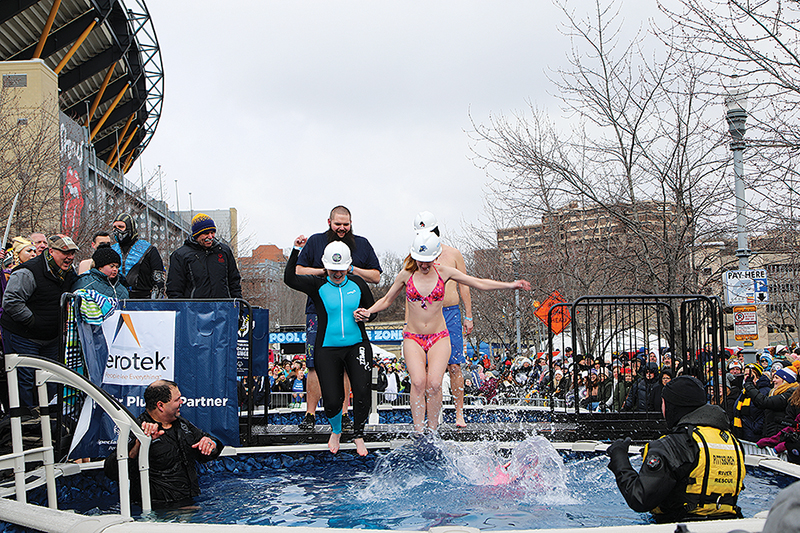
[41,435,794,531]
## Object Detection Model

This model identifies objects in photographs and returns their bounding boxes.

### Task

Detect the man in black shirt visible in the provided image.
[105,380,223,508]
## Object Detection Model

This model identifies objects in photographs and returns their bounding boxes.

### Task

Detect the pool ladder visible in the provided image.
[1,353,152,517]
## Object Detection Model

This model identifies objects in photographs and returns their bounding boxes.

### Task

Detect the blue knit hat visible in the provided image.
[775,365,798,384]
[191,213,216,238]
[759,352,773,371]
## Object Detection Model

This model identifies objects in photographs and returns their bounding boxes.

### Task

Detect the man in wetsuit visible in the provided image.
[607,375,745,522]
[104,380,223,508]
[111,213,165,299]
[285,237,375,455]
[413,211,473,427]
[295,206,381,431]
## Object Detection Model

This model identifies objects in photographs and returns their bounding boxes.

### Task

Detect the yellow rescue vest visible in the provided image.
[653,425,745,518]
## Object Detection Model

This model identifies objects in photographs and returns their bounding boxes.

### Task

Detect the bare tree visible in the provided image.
[470,0,731,299]
[370,250,406,323]
[662,0,800,340]
[0,88,61,239]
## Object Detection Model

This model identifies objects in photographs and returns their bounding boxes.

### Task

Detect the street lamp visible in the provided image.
[511,250,521,355]
[725,80,750,271]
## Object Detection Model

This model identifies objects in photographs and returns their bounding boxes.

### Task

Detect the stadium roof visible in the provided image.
[0,0,163,171]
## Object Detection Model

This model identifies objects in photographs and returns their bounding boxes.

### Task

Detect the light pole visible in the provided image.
[725,83,750,271]
[512,250,521,355]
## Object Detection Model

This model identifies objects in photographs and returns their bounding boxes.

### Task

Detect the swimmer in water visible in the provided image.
[285,236,376,456]
[355,232,530,433]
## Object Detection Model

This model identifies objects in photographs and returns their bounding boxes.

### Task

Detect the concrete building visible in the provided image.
[497,200,682,258]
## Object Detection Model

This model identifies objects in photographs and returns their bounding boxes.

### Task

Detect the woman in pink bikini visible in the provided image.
[354,232,530,433]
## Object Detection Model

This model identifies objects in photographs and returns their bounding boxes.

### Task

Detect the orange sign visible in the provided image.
[534,291,571,334]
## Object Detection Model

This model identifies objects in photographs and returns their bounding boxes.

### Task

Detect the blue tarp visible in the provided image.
[70,300,240,459]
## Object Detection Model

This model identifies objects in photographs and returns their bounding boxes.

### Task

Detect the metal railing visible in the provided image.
[263,390,565,412]
[3,354,152,517]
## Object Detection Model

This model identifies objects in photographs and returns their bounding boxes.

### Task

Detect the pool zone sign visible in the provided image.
[724,269,769,306]
[733,305,758,341]
[100,310,176,385]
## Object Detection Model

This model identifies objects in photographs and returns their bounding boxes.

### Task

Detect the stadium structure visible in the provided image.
[0,0,189,251]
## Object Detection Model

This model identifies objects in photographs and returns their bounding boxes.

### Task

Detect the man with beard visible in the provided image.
[295,206,381,430]
[607,376,745,522]
[111,213,165,299]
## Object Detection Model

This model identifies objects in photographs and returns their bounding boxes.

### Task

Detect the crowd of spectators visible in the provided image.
[0,212,241,411]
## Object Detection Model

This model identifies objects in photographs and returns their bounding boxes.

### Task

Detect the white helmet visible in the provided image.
[322,241,352,270]
[410,231,442,261]
[413,211,438,233]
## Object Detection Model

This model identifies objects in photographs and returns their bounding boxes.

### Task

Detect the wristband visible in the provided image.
[293,245,302,251]
[349,265,354,274]
[465,317,473,321]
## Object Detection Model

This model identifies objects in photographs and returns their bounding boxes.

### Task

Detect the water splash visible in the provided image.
[358,433,575,506]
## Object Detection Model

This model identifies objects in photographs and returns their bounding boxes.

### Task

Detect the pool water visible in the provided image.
[124,435,792,530]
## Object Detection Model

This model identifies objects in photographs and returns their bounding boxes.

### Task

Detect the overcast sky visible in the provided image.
[138,1,657,259]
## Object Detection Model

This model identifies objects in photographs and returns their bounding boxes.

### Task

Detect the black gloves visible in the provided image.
[607,437,631,457]
[607,437,633,473]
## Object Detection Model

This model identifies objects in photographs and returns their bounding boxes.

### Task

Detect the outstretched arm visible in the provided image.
[354,271,408,321]
[439,265,530,292]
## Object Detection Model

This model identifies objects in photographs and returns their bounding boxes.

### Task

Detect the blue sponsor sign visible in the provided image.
[70,300,240,459]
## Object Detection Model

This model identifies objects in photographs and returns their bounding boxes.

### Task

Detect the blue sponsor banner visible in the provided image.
[70,300,240,459]
[267,328,402,345]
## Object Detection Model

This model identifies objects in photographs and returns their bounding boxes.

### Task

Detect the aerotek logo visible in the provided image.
[112,313,140,346]
[102,310,176,385]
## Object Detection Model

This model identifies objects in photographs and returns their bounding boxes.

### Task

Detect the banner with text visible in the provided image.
[70,300,240,459]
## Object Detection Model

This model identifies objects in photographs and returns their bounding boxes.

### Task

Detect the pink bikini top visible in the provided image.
[406,268,446,310]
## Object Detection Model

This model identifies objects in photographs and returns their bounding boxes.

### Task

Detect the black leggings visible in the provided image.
[316,342,373,438]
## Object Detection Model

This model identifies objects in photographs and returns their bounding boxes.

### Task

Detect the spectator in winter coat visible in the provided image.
[624,363,659,412]
[1,235,78,407]
[72,245,129,299]
[166,213,242,299]
[649,369,674,412]
[732,363,771,442]
[608,366,633,412]
[744,361,800,440]
[111,214,165,299]
[757,411,800,464]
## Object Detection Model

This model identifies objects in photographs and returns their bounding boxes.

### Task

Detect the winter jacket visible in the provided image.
[0,253,76,340]
[166,238,242,299]
[732,374,771,442]
[745,379,799,439]
[72,268,129,299]
[624,375,659,412]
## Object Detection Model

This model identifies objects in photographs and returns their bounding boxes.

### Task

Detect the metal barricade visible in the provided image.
[544,294,726,418]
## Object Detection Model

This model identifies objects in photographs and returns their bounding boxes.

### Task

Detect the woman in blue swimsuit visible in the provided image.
[355,232,530,433]
[285,236,375,455]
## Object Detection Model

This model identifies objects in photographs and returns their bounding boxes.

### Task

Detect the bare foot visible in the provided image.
[354,438,368,456]
[328,432,341,454]
[455,413,467,428]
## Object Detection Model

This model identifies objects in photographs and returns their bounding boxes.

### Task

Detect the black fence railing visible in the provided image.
[544,294,727,418]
